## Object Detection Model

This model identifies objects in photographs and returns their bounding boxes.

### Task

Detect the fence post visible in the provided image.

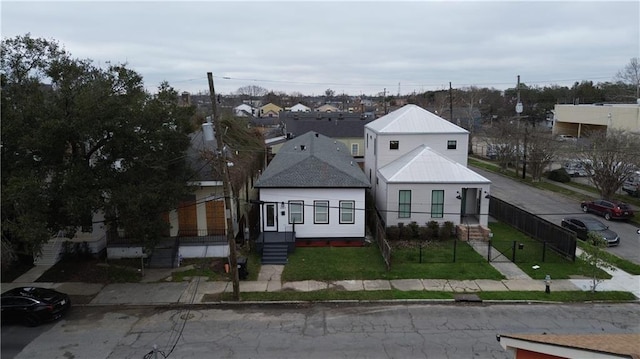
[487,239,492,262]
[512,241,517,263]
[453,239,457,263]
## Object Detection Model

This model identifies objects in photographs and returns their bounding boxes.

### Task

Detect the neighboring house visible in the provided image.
[364,104,491,232]
[498,333,640,359]
[553,102,640,137]
[273,111,375,158]
[254,131,371,263]
[289,103,311,112]
[107,124,250,266]
[233,103,255,117]
[316,104,340,112]
[259,103,283,118]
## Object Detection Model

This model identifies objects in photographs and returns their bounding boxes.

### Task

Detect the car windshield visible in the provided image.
[584,220,607,231]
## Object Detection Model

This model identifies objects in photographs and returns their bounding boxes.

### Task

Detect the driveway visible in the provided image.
[473,167,640,265]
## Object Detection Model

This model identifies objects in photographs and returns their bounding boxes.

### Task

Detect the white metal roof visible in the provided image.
[378,145,490,184]
[366,104,469,134]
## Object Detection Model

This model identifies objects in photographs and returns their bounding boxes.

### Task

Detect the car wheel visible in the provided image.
[604,212,611,221]
[23,314,40,327]
[582,205,588,213]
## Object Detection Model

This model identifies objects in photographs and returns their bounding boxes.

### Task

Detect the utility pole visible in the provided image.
[383,88,387,114]
[207,72,240,300]
[449,82,453,122]
[515,75,524,178]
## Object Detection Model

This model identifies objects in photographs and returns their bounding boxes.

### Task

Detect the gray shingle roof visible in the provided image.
[281,112,374,138]
[186,130,219,181]
[254,131,370,188]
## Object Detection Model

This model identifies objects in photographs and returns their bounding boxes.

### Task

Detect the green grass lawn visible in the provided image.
[281,244,504,282]
[214,290,635,303]
[488,222,612,280]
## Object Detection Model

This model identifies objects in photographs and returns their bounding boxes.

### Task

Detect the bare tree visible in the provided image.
[579,231,615,293]
[236,85,268,98]
[578,129,640,199]
[483,120,520,171]
[615,57,640,99]
[523,125,558,181]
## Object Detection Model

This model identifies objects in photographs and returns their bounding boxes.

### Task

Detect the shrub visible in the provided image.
[407,222,420,239]
[426,221,440,240]
[418,226,431,241]
[386,226,400,241]
[440,221,455,239]
[548,168,571,183]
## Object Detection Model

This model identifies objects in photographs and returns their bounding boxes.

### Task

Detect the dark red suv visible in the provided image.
[581,199,634,220]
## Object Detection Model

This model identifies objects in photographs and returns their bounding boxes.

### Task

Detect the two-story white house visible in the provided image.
[364,104,491,231]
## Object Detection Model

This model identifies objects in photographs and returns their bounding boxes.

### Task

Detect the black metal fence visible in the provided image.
[488,196,577,261]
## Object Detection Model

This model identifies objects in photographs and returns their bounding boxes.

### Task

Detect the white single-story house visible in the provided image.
[289,103,311,112]
[254,131,371,263]
[234,103,255,117]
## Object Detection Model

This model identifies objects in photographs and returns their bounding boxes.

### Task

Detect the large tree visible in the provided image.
[1,34,195,264]
[615,57,640,99]
[577,129,640,199]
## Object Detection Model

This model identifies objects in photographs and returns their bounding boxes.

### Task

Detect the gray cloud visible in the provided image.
[2,1,638,95]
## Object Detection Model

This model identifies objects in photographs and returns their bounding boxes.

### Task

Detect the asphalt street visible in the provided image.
[472,167,640,265]
[4,303,639,359]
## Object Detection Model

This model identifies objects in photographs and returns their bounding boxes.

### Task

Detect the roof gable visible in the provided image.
[378,145,490,183]
[366,104,468,134]
[255,131,370,188]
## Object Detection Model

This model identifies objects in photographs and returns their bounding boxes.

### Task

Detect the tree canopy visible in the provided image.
[1,34,196,263]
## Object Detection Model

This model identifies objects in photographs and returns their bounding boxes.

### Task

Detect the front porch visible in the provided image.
[255,231,296,265]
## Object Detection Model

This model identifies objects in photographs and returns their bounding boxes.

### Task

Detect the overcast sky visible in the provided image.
[2,1,639,96]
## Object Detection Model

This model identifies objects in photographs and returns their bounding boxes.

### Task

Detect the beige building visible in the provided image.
[553,102,640,137]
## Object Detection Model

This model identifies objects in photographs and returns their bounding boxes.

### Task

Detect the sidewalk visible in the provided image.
[5,256,638,305]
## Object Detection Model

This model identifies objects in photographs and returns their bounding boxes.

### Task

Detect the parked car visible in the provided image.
[561,217,620,246]
[622,171,640,197]
[563,159,593,177]
[580,199,634,220]
[1,287,71,326]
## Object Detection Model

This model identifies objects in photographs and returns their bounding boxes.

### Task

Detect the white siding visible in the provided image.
[380,182,489,227]
[364,128,377,193]
[375,133,468,168]
[259,187,366,238]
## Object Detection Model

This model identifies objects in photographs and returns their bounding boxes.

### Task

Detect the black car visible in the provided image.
[561,217,620,246]
[1,287,71,326]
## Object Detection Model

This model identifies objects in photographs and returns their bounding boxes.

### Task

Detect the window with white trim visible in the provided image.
[288,201,304,224]
[339,201,355,224]
[314,201,329,224]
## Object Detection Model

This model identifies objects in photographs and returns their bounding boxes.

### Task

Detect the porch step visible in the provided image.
[148,247,177,268]
[33,238,64,266]
[262,244,288,265]
[457,225,488,241]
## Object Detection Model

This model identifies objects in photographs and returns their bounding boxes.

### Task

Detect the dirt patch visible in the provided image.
[36,259,141,283]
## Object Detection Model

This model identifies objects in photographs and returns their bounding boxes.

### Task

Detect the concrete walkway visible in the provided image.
[5,240,638,304]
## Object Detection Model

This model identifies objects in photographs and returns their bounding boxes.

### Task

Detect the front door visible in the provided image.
[263,203,277,232]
